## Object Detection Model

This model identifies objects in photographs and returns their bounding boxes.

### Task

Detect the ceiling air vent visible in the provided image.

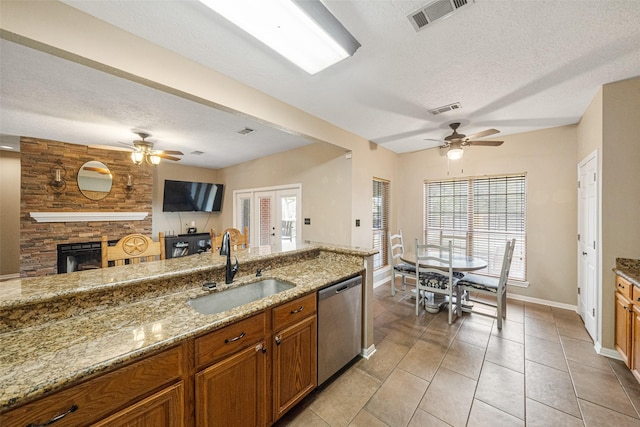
[190,150,205,155]
[428,102,462,116]
[237,127,254,135]
[408,0,473,32]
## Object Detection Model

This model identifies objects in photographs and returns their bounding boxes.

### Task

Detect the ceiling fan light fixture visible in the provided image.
[199,0,360,74]
[149,154,162,165]
[447,142,463,160]
[131,151,144,165]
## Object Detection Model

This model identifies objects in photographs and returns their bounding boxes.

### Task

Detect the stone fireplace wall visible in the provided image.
[20,138,153,277]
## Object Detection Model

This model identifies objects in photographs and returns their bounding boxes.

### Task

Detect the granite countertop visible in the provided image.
[0,243,375,411]
[614,258,640,287]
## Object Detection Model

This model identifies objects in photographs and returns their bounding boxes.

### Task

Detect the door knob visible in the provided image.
[582,252,587,255]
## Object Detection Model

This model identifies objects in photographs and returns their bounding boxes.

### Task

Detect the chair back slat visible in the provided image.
[101,233,165,268]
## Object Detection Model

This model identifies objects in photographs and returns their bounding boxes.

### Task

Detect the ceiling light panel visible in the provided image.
[199,0,360,74]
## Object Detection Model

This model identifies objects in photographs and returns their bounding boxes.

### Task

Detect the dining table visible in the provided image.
[400,251,488,313]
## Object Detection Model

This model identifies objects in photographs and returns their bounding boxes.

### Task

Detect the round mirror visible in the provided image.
[78,161,112,200]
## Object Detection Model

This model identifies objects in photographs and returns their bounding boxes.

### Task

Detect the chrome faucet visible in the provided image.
[220,231,239,284]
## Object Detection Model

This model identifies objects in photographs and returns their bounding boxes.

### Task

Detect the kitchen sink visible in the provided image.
[187,279,295,315]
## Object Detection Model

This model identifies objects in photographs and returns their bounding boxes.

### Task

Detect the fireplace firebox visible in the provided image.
[57,240,116,273]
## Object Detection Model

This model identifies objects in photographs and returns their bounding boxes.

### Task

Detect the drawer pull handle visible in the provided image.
[27,404,78,427]
[224,332,246,344]
[290,306,304,314]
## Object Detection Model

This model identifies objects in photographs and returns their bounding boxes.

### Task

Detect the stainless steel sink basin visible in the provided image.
[187,279,294,315]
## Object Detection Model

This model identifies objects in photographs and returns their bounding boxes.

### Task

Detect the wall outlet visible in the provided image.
[355,219,360,227]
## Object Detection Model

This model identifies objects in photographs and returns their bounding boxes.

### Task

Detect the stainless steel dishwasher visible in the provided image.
[317,275,362,385]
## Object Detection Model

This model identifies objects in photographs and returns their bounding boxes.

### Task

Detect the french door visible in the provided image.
[235,185,301,249]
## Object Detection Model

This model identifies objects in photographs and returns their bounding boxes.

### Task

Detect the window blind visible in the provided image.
[372,178,390,270]
[424,174,527,281]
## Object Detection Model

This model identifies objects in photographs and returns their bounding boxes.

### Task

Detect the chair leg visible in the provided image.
[391,271,396,296]
[496,292,503,329]
[455,286,463,318]
[415,288,421,316]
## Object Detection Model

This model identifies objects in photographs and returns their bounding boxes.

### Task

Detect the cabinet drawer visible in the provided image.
[1,344,185,427]
[616,275,633,300]
[196,312,266,369]
[272,294,316,331]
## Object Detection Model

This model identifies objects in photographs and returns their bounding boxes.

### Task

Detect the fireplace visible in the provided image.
[57,240,115,273]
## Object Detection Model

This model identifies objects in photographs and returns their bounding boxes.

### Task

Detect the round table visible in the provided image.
[400,252,487,313]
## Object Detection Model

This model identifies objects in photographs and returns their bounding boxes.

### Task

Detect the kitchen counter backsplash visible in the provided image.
[615,258,640,286]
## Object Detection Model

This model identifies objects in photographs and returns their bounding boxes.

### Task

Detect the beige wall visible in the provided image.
[216,142,353,246]
[396,125,578,305]
[601,77,640,348]
[0,149,21,277]
[152,162,220,237]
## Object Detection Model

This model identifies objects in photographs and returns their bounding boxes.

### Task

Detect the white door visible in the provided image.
[255,191,276,246]
[578,152,598,341]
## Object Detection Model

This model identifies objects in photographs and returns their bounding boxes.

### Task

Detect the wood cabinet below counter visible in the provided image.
[614,274,640,383]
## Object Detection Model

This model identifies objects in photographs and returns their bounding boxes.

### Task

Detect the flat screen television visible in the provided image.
[162,179,224,212]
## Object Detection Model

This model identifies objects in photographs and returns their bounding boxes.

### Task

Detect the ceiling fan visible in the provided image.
[123,132,184,165]
[437,123,503,159]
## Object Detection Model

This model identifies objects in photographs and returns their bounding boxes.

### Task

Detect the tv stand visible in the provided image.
[165,233,211,259]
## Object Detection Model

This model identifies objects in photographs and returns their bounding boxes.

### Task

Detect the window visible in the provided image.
[424,174,526,281]
[372,178,390,270]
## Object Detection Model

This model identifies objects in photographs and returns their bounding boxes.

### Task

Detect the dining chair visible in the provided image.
[456,238,516,329]
[211,226,249,251]
[439,231,468,256]
[388,230,416,296]
[101,232,165,267]
[415,239,462,324]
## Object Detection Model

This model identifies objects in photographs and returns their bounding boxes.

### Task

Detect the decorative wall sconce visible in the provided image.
[123,173,135,194]
[49,159,67,193]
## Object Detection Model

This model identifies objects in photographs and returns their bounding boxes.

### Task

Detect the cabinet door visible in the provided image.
[632,304,640,383]
[272,315,317,421]
[93,382,184,427]
[196,342,267,427]
[615,291,633,366]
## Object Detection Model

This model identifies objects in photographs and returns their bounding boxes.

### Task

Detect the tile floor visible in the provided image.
[275,282,640,426]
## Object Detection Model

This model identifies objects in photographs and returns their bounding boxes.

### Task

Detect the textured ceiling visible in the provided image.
[1,0,639,168]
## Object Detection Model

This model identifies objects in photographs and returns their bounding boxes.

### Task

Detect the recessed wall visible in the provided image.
[20,138,153,277]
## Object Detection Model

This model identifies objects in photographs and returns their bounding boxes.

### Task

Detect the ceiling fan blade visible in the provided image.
[160,150,184,155]
[465,128,500,140]
[467,140,504,146]
[156,153,181,161]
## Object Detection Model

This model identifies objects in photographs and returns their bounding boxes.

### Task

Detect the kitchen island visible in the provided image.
[0,242,376,424]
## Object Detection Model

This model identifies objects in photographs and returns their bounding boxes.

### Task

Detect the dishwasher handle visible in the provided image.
[335,285,349,294]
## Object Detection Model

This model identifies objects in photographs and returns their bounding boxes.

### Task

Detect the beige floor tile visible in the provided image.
[525,334,568,372]
[568,360,639,419]
[525,398,584,427]
[398,338,448,382]
[455,318,493,349]
[524,316,560,343]
[354,338,409,382]
[278,407,331,427]
[440,337,486,380]
[557,322,594,343]
[419,367,477,427]
[525,360,581,418]
[382,317,428,348]
[485,334,525,373]
[420,325,457,347]
[579,399,640,427]
[408,409,450,426]
[475,361,525,419]
[468,399,525,426]
[560,336,612,372]
[364,369,429,427]
[491,318,525,344]
[609,359,640,415]
[505,299,525,324]
[524,302,555,322]
[309,367,381,427]
[347,409,389,427]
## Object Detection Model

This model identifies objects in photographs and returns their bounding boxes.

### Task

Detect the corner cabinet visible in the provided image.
[614,274,640,383]
[271,294,318,421]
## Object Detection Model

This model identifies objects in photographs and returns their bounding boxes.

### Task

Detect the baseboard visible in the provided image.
[596,343,623,360]
[506,293,577,312]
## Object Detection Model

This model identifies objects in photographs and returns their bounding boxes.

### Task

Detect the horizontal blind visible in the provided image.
[424,174,527,281]
[372,179,390,270]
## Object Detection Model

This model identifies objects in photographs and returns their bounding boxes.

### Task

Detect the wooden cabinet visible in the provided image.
[271,294,317,421]
[1,343,189,427]
[632,302,640,383]
[615,290,633,366]
[195,313,267,427]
